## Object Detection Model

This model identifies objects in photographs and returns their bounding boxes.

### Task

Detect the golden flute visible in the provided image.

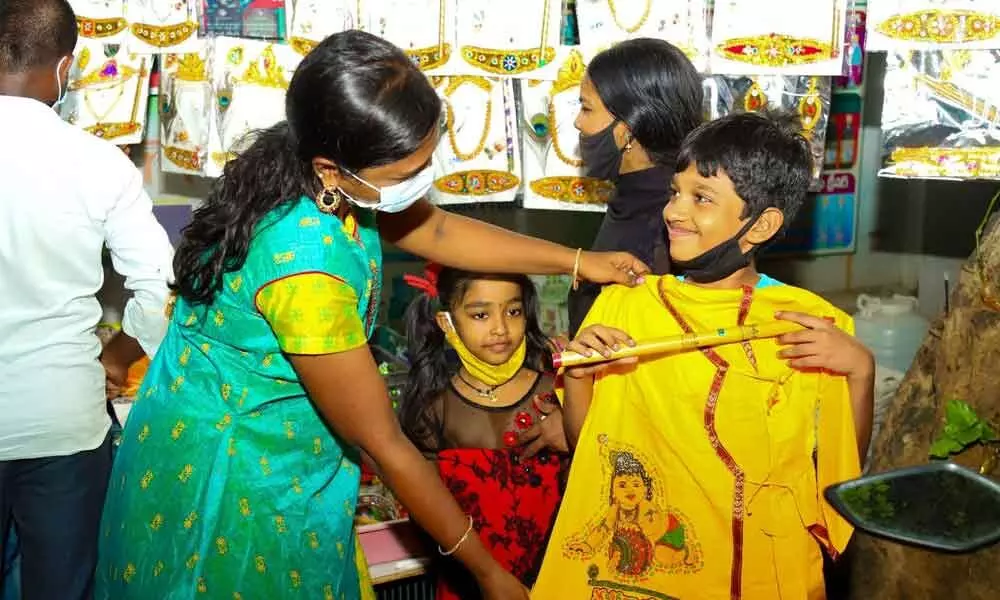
[552,321,807,369]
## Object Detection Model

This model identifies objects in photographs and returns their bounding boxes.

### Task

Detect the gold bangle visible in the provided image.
[438,515,474,556]
[571,248,582,291]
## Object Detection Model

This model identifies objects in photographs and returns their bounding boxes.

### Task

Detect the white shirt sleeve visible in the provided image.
[103,167,175,358]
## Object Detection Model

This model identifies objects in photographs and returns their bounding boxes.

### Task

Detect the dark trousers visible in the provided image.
[0,436,112,600]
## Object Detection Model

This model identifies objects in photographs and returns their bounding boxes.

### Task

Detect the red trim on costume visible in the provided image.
[737,285,759,372]
[657,279,751,600]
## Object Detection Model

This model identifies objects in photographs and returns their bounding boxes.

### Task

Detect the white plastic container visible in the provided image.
[854,294,929,375]
[854,294,930,469]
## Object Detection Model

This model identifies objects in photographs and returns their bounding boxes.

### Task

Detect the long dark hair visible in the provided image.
[172,30,442,304]
[587,38,703,167]
[398,268,553,451]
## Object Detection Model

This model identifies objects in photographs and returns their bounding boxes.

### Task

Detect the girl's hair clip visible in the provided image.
[402,262,443,299]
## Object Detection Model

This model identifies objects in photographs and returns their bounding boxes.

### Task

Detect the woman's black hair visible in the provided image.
[587,37,703,167]
[398,268,553,452]
[172,30,442,304]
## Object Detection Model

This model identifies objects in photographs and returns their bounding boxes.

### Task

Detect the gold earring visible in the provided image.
[316,188,342,214]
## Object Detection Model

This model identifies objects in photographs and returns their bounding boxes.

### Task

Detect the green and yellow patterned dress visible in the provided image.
[97,197,381,599]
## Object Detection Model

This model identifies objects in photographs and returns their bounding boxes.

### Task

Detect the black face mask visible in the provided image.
[671,219,759,284]
[579,121,624,182]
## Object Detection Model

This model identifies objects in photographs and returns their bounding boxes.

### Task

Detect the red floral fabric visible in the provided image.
[435,448,563,599]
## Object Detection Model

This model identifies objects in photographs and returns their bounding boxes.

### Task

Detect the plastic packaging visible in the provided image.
[880,49,1000,180]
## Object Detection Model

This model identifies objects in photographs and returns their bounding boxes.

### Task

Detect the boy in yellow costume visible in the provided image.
[533,112,874,600]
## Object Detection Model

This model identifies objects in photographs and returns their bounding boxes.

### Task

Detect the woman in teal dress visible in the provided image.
[96,31,647,600]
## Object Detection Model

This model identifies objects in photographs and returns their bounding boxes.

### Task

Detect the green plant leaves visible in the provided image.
[928,400,998,459]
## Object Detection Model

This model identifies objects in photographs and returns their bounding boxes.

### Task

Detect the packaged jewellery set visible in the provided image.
[68,1,960,216]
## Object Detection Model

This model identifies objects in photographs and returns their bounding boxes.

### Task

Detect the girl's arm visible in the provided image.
[562,375,595,449]
[378,200,647,283]
[290,349,526,598]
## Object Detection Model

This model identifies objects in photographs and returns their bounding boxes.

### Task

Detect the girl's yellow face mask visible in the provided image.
[436,312,526,386]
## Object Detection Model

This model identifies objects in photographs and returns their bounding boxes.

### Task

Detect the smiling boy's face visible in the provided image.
[664,163,784,263]
[664,163,751,262]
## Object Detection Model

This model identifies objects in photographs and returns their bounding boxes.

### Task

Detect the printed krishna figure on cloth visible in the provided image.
[563,440,702,582]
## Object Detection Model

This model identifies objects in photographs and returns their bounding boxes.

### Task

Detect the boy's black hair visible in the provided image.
[675,110,813,241]
[0,0,77,72]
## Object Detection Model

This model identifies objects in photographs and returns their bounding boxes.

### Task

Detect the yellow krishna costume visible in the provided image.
[532,275,860,600]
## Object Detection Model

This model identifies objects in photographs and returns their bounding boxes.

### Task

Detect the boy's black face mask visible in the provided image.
[579,121,624,182]
[671,218,759,283]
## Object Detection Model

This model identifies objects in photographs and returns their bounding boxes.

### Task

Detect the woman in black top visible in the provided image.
[567,38,703,334]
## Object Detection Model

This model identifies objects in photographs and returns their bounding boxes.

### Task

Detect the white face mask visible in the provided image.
[52,56,68,110]
[339,164,434,213]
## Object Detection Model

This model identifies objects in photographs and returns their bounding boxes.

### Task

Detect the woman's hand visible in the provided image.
[563,324,638,379]
[517,399,569,459]
[775,311,874,379]
[479,568,530,600]
[578,251,649,287]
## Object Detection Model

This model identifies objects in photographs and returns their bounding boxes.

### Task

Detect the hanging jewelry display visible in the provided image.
[455,0,565,79]
[704,74,832,186]
[160,42,211,175]
[880,49,1000,180]
[201,0,287,40]
[363,0,455,73]
[60,39,151,145]
[70,0,128,43]
[521,49,614,212]
[711,0,849,75]
[576,0,711,71]
[126,0,200,53]
[430,76,520,205]
[868,0,1000,51]
[204,38,303,178]
[287,0,356,56]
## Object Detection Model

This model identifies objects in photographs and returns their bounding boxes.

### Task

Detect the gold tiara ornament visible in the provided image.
[236,46,290,89]
[716,33,833,68]
[288,37,318,56]
[173,53,208,82]
[69,47,139,91]
[129,21,199,49]
[876,9,1000,44]
[461,45,556,76]
[434,170,519,196]
[551,49,586,95]
[76,16,128,39]
[405,44,452,71]
[530,177,614,204]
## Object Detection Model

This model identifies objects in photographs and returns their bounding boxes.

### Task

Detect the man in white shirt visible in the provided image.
[0,1,174,597]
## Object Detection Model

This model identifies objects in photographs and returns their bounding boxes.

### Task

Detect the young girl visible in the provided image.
[399,265,567,599]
